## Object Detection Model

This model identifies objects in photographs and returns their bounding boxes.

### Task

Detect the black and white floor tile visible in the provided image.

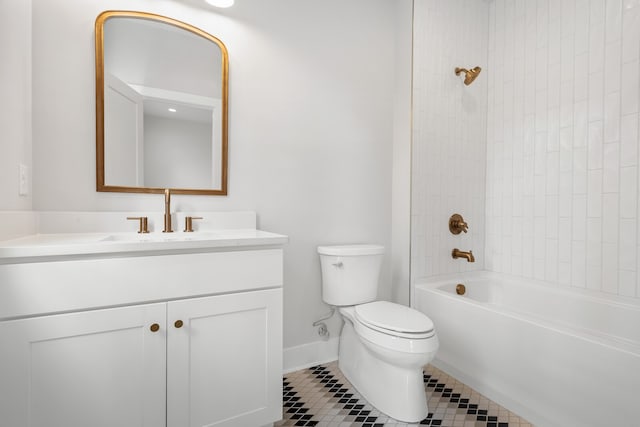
[275,362,532,427]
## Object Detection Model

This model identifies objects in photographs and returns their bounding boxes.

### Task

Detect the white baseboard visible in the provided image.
[283,337,339,374]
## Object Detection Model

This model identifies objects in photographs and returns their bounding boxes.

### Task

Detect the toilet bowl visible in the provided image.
[317,245,439,422]
[338,302,438,422]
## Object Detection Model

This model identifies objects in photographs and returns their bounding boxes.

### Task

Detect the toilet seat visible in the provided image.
[340,306,437,355]
[355,301,435,339]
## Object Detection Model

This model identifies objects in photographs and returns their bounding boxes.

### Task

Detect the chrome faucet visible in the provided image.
[163,188,173,233]
[452,248,474,263]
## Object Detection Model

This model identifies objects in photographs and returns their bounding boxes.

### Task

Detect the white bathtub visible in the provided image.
[414,271,640,427]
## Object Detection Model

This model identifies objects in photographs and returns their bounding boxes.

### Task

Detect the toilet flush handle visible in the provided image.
[332,259,343,268]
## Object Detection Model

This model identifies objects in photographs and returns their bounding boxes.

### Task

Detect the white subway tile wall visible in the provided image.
[485,0,640,298]
[413,0,640,299]
[411,0,489,278]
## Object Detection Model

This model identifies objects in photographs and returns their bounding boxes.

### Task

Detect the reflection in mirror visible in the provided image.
[95,11,228,195]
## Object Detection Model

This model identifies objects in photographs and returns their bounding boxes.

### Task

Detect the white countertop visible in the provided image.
[0,229,288,262]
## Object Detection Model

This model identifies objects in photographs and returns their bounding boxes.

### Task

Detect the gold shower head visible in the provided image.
[455,66,482,85]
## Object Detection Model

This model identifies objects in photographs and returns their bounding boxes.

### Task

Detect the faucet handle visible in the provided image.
[184,216,203,232]
[127,216,149,234]
[449,213,469,234]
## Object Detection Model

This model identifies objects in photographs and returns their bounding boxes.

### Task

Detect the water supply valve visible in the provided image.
[449,213,469,234]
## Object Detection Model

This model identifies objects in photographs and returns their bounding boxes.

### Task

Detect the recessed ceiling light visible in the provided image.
[168,108,177,113]
[205,0,234,8]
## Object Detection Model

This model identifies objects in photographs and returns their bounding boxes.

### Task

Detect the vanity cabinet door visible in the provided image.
[167,288,283,427]
[0,303,167,427]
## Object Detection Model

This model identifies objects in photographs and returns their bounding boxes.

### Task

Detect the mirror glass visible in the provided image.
[95,11,228,195]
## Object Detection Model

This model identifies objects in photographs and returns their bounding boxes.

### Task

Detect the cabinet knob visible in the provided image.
[150,323,160,332]
[174,320,184,328]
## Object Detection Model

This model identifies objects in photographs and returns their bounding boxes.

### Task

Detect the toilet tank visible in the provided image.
[317,244,384,306]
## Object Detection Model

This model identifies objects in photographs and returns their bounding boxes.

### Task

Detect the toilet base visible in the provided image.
[338,318,436,423]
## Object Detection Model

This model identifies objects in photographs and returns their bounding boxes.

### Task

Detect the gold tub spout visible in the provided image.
[452,248,475,262]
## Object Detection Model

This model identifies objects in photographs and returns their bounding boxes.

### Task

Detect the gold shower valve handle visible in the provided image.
[449,214,468,234]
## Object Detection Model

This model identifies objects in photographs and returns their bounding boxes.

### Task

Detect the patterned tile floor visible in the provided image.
[275,362,532,427]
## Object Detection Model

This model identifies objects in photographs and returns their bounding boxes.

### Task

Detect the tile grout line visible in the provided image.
[281,378,320,426]
[423,370,510,427]
[307,364,429,426]
[278,363,528,427]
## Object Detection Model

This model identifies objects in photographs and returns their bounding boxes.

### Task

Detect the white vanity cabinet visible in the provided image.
[0,240,285,427]
[0,303,168,427]
[167,289,282,427]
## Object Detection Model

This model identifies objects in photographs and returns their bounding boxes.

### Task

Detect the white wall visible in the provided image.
[0,0,32,211]
[391,0,414,305]
[485,0,640,299]
[19,0,409,351]
[411,0,489,281]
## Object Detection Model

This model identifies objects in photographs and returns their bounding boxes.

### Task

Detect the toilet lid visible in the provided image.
[355,301,434,335]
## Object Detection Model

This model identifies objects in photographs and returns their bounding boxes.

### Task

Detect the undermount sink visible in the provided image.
[0,233,110,246]
[101,232,221,242]
[0,229,288,262]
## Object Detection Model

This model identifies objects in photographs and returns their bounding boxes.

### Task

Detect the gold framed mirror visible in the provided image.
[95,11,228,195]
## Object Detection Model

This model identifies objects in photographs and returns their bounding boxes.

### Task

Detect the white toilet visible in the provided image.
[317,244,439,423]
